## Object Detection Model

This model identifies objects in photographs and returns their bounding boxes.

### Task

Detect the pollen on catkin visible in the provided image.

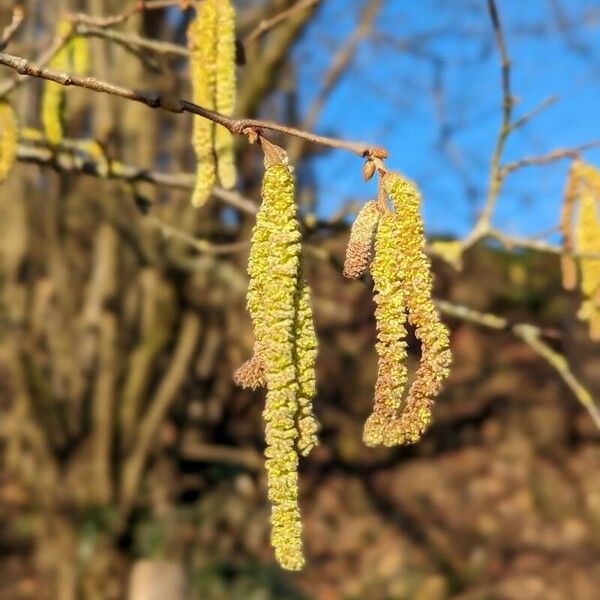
[215,0,237,189]
[0,101,18,182]
[188,0,218,207]
[246,163,305,571]
[344,200,380,279]
[380,172,451,446]
[574,184,600,341]
[363,210,409,447]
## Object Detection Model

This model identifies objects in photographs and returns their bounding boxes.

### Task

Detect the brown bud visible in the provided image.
[363,160,376,181]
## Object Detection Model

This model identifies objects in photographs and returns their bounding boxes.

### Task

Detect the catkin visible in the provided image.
[382,172,451,445]
[246,164,304,571]
[344,201,380,279]
[234,349,266,390]
[42,20,73,145]
[560,163,579,290]
[575,186,600,340]
[293,273,319,456]
[363,211,409,447]
[0,101,18,182]
[215,0,237,189]
[188,0,218,207]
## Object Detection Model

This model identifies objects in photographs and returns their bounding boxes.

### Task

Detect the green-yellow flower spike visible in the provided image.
[247,164,304,570]
[72,35,90,75]
[344,201,380,279]
[42,20,73,145]
[0,100,18,182]
[575,187,600,340]
[363,211,409,447]
[293,273,319,456]
[381,172,452,445]
[215,0,237,189]
[188,0,218,207]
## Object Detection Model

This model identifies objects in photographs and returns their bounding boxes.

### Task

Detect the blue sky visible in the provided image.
[290,0,600,239]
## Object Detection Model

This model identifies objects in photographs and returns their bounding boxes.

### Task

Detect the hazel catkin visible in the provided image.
[214,0,237,189]
[188,0,218,207]
[246,163,305,570]
[0,101,18,182]
[344,201,380,279]
[381,172,451,445]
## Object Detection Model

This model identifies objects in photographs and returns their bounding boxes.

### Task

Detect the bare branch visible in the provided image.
[0,5,24,51]
[0,50,383,157]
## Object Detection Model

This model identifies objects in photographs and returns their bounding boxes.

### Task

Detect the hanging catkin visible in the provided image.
[188,0,218,207]
[343,200,380,279]
[246,162,305,570]
[363,209,409,446]
[381,172,451,445]
[41,21,90,146]
[214,0,237,189]
[575,182,600,340]
[0,100,17,182]
[188,0,237,206]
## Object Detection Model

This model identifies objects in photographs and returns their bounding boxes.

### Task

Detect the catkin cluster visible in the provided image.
[41,20,89,145]
[345,172,452,447]
[239,161,318,570]
[0,101,18,182]
[188,0,237,207]
[562,161,600,340]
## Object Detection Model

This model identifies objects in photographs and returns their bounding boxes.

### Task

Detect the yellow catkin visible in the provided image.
[214,0,237,189]
[293,273,319,456]
[0,101,18,182]
[41,20,73,145]
[575,186,600,340]
[560,163,579,290]
[343,201,380,279]
[188,0,218,207]
[363,211,409,447]
[381,172,452,445]
[72,35,90,75]
[246,164,304,570]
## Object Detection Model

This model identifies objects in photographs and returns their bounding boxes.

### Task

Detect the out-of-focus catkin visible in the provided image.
[344,201,380,279]
[382,172,451,445]
[575,185,600,340]
[0,101,17,182]
[42,20,73,145]
[246,163,305,571]
[560,163,579,290]
[215,0,237,189]
[188,0,218,207]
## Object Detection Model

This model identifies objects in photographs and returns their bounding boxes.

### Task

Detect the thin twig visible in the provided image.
[244,0,322,45]
[0,51,382,157]
[436,300,600,429]
[509,95,557,132]
[0,5,24,51]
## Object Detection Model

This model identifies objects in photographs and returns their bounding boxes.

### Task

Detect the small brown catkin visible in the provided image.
[343,201,380,279]
[234,349,266,389]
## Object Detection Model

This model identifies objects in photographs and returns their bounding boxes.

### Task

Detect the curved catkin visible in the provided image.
[247,164,304,570]
[343,201,380,279]
[188,0,218,207]
[363,211,409,447]
[72,35,90,75]
[381,172,452,446]
[42,20,73,145]
[215,0,237,189]
[293,273,319,456]
[575,187,600,340]
[0,101,18,182]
